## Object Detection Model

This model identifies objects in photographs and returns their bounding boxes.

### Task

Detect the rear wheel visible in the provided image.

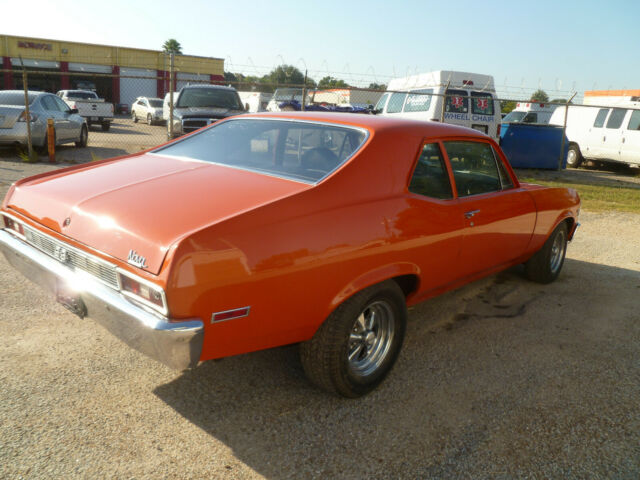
[75,125,88,148]
[101,122,110,132]
[566,144,582,168]
[525,222,568,284]
[300,281,407,398]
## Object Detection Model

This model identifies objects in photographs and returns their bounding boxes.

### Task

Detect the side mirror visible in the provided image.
[68,108,79,114]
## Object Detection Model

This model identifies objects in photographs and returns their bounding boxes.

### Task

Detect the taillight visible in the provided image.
[119,273,166,313]
[2,215,24,235]
[17,111,38,122]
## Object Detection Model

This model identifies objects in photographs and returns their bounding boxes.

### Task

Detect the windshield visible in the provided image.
[153,119,368,184]
[0,92,36,105]
[273,88,307,102]
[176,88,243,110]
[148,99,163,107]
[66,91,97,99]
[502,111,527,123]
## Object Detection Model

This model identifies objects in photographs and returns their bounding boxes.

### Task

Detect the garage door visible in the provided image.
[120,68,158,108]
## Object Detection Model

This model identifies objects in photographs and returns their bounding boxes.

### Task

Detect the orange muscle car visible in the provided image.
[0,112,580,397]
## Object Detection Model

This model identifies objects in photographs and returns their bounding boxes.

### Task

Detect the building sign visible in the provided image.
[18,41,53,51]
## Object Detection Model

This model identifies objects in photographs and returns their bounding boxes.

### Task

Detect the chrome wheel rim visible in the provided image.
[348,300,395,377]
[550,229,566,274]
[567,149,577,165]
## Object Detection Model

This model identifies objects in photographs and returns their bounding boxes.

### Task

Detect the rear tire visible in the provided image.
[525,222,568,284]
[566,144,583,168]
[101,122,110,132]
[75,125,88,148]
[300,280,407,398]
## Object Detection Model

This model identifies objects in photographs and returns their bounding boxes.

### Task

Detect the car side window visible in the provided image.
[606,109,627,129]
[494,147,514,189]
[408,143,453,200]
[593,109,610,128]
[444,141,502,197]
[627,110,640,131]
[386,92,407,113]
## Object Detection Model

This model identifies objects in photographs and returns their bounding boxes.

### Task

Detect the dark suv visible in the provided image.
[168,85,245,138]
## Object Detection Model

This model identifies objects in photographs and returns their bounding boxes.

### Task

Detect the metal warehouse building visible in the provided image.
[1,34,225,108]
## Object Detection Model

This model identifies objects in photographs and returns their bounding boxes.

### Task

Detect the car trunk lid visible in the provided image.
[7,153,311,274]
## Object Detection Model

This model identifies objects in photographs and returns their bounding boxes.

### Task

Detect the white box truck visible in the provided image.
[375,70,501,139]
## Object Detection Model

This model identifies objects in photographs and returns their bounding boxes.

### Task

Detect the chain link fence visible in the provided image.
[2,59,639,171]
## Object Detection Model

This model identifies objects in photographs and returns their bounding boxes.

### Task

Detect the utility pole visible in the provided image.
[19,56,34,160]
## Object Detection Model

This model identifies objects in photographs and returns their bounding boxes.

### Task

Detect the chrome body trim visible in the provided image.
[0,229,203,370]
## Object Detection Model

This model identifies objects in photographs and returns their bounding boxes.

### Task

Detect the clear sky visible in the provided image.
[2,0,638,99]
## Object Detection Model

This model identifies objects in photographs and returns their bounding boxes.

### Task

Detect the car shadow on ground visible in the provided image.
[153,258,640,478]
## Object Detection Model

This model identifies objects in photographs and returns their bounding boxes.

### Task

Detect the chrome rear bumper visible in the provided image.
[0,229,203,370]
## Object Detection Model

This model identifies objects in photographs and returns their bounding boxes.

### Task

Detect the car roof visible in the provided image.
[180,84,237,92]
[239,111,490,139]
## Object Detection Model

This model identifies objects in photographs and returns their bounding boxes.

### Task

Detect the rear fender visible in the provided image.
[330,262,420,310]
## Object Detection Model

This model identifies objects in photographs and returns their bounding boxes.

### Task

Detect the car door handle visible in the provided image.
[464,209,480,219]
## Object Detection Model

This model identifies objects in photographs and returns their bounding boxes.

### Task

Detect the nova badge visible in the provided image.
[127,250,148,269]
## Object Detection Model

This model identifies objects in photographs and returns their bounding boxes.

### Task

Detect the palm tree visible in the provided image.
[162,39,182,55]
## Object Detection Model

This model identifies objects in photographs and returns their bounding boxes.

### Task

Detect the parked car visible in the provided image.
[549,105,640,168]
[131,96,164,125]
[0,113,580,397]
[0,90,88,150]
[56,90,114,131]
[376,70,502,139]
[167,84,245,138]
[265,88,311,112]
[238,91,272,112]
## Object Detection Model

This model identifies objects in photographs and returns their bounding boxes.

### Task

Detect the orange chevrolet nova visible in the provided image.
[0,112,580,397]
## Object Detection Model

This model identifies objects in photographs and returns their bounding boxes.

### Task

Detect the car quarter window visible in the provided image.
[408,143,453,200]
[444,141,505,197]
[52,96,70,112]
[627,110,640,131]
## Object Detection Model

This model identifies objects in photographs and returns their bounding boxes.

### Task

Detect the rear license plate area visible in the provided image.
[56,280,87,318]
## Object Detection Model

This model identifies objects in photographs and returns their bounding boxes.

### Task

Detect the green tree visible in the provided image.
[318,76,349,89]
[368,82,387,91]
[500,100,517,114]
[530,89,549,103]
[162,39,183,55]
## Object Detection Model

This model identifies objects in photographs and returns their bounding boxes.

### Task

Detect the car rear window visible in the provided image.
[148,99,163,107]
[66,91,97,99]
[153,119,368,184]
[471,92,494,116]
[445,89,468,114]
[0,92,36,105]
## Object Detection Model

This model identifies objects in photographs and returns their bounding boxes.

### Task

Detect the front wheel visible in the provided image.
[132,111,138,123]
[566,144,582,168]
[525,222,568,284]
[147,114,153,125]
[300,281,407,398]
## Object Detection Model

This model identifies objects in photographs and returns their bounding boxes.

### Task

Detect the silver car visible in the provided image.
[131,97,164,125]
[0,90,88,149]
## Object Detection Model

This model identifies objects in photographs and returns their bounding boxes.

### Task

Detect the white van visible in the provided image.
[549,105,640,167]
[238,91,272,112]
[502,102,558,124]
[376,70,501,138]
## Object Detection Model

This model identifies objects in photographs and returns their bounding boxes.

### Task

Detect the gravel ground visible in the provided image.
[0,159,638,479]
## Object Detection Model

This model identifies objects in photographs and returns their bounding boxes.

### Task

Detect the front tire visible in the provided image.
[132,111,138,123]
[300,281,407,398]
[525,222,568,284]
[566,144,583,168]
[147,114,153,125]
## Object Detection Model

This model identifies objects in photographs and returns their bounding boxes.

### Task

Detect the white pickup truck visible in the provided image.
[56,90,114,131]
